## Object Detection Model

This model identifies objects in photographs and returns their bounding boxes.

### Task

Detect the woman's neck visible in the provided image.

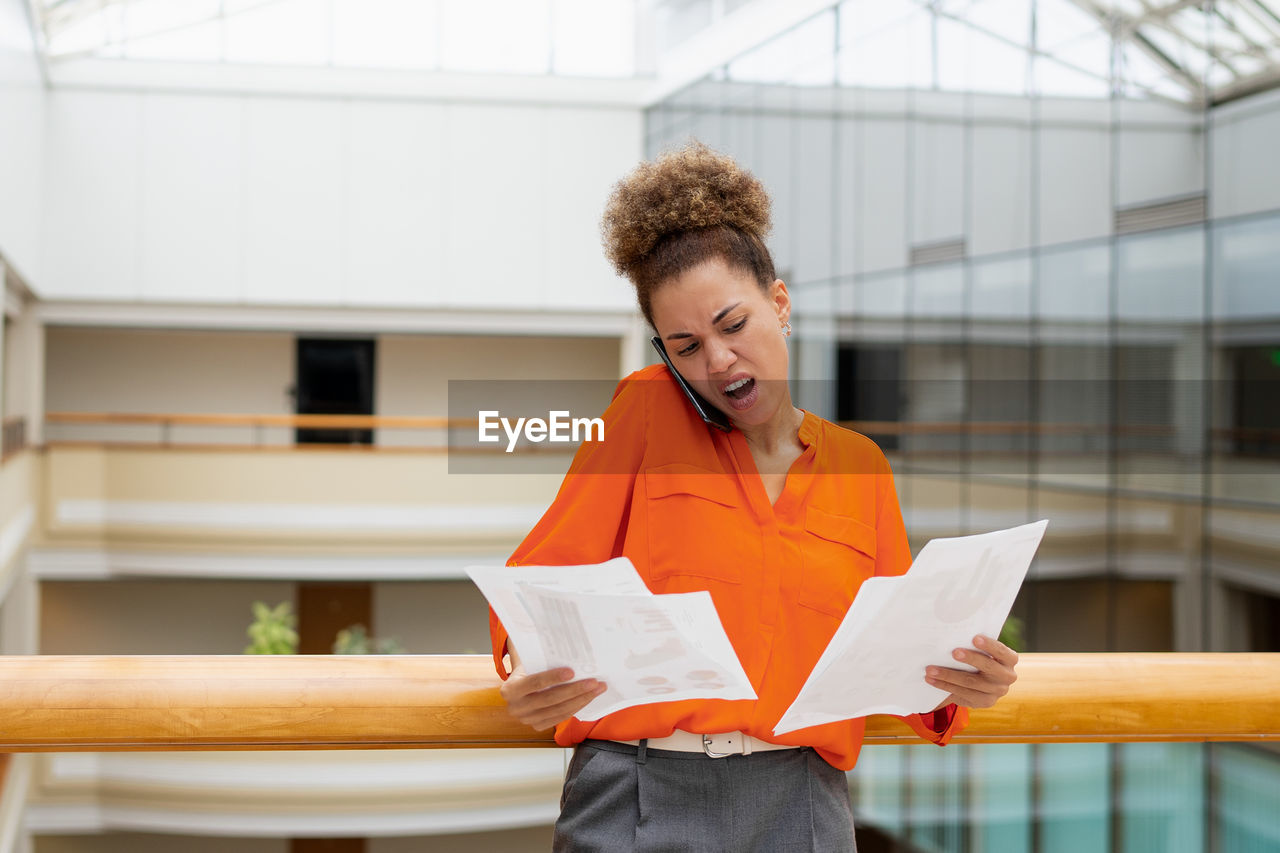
[735,400,805,458]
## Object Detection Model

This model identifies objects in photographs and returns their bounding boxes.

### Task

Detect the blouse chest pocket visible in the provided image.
[644,464,756,587]
[798,506,878,619]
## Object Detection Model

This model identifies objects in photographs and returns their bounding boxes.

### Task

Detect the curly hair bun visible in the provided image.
[601,141,772,279]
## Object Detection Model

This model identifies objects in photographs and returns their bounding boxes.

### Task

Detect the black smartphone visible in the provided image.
[650,336,733,432]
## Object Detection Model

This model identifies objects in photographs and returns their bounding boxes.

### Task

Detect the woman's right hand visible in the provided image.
[499,666,608,731]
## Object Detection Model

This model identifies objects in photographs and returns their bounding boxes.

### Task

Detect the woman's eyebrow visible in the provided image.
[712,303,742,324]
[665,302,744,340]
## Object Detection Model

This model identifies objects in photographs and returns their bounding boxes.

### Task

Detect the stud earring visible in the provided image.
[781,321,792,337]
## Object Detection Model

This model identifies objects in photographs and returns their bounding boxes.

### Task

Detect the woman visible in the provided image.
[490,142,1018,851]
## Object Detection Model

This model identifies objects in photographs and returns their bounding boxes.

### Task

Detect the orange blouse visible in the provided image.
[489,364,968,771]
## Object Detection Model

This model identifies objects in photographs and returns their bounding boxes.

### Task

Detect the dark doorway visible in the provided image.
[290,840,365,853]
[1242,587,1280,652]
[1230,346,1280,458]
[297,583,373,655]
[837,345,903,450]
[294,338,376,445]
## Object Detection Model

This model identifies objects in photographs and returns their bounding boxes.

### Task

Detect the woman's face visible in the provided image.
[650,256,792,430]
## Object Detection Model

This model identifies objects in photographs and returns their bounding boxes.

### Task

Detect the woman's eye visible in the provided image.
[726,319,747,333]
[677,342,698,356]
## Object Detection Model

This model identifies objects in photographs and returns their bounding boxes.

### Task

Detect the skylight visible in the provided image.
[36,0,639,78]
[721,0,1280,105]
[31,0,1280,104]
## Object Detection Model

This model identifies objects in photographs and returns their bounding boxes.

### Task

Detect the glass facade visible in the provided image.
[849,742,1280,852]
[646,4,1280,849]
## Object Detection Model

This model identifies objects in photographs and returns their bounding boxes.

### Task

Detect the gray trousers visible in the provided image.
[553,739,858,852]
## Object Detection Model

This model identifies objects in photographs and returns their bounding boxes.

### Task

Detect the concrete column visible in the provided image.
[0,262,7,423]
[619,314,650,378]
[15,303,41,447]
[1172,326,1207,458]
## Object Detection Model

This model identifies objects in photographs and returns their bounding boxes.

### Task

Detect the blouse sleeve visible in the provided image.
[488,373,648,679]
[873,454,971,745]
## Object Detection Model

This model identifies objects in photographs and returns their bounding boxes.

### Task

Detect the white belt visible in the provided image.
[617,730,797,758]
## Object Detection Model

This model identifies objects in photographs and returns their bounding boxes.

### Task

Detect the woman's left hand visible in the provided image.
[925,634,1018,710]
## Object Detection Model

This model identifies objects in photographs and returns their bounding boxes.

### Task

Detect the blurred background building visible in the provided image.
[0,1,1277,851]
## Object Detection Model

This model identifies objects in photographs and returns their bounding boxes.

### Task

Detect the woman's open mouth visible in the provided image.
[720,375,758,410]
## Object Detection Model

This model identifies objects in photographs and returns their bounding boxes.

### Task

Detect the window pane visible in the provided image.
[552,0,635,77]
[973,743,1033,853]
[122,17,223,62]
[1035,56,1110,97]
[1117,226,1205,323]
[1039,242,1110,321]
[438,0,551,74]
[856,271,908,318]
[225,0,330,66]
[838,0,934,89]
[729,11,834,85]
[936,16,1030,94]
[1118,742,1205,853]
[912,263,966,318]
[1212,214,1280,320]
[1040,743,1112,853]
[972,254,1032,319]
[1215,745,1280,851]
[333,0,438,70]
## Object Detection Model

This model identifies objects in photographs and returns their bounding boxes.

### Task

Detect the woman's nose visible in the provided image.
[706,339,737,374]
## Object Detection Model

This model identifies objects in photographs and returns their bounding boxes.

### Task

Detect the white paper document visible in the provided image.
[467,558,757,720]
[774,519,1049,735]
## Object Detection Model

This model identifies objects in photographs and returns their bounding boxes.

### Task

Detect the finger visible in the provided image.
[973,634,1019,667]
[518,667,578,693]
[523,683,608,730]
[501,668,579,705]
[936,683,1004,709]
[926,667,1005,704]
[927,665,1014,693]
[926,667,985,693]
[508,677,603,717]
[952,646,1018,686]
[926,668,1012,707]
[950,647,1003,677]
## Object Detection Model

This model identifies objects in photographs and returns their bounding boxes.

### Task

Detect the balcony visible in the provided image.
[6,410,1280,850]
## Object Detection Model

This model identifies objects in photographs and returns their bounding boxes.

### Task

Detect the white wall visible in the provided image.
[373,580,492,654]
[0,0,44,287]
[1211,88,1280,219]
[44,327,296,443]
[37,578,494,656]
[43,328,620,444]
[39,579,296,654]
[38,89,642,311]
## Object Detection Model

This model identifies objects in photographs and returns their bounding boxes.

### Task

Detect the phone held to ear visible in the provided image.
[650,336,733,433]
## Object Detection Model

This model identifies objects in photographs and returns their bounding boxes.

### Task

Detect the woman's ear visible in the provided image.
[770,279,791,325]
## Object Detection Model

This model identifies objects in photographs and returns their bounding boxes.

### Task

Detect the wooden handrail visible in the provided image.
[45,412,474,429]
[0,653,1276,752]
[839,420,1174,437]
[41,412,1280,448]
[45,412,1183,437]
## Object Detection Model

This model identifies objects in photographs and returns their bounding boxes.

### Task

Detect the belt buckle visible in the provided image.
[701,733,745,758]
